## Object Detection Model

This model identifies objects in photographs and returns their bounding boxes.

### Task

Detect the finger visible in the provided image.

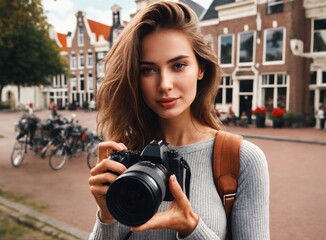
[131,211,170,232]
[90,159,127,176]
[89,170,120,186]
[98,141,127,162]
[169,175,188,203]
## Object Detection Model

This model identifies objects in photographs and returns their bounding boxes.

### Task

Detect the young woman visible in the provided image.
[88,2,269,239]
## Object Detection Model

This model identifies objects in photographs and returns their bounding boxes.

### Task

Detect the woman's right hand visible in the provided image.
[88,141,127,223]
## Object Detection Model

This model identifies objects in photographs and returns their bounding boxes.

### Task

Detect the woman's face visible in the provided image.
[139,29,204,121]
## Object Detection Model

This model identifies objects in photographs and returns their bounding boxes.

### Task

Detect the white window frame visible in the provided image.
[87,51,93,68]
[260,73,289,110]
[312,18,326,53]
[219,34,234,67]
[263,27,285,65]
[79,52,84,68]
[71,73,77,92]
[87,72,94,91]
[237,31,255,66]
[70,53,76,70]
[216,76,233,106]
[78,26,84,46]
[267,0,284,15]
[79,73,85,91]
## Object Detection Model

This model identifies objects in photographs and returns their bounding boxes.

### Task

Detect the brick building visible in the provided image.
[200,0,326,125]
[43,30,69,109]
[67,11,111,108]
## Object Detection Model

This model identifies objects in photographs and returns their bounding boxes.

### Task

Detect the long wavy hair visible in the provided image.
[97,1,223,150]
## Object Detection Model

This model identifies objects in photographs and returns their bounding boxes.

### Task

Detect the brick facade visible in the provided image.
[200,0,326,125]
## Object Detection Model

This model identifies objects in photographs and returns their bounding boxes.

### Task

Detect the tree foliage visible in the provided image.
[0,0,67,98]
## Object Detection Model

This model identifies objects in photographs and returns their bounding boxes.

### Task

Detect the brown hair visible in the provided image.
[97,1,222,150]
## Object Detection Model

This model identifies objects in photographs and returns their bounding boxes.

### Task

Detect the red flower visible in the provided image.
[252,107,266,117]
[272,107,285,118]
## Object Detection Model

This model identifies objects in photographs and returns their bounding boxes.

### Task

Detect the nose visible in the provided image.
[158,69,173,93]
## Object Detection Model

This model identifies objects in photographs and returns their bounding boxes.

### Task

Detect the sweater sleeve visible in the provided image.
[231,140,270,239]
[88,211,120,240]
[176,218,222,240]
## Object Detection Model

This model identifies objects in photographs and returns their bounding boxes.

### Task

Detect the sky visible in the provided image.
[42,0,213,34]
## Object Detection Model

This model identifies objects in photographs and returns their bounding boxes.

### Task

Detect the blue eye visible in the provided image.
[140,67,155,75]
[173,63,186,70]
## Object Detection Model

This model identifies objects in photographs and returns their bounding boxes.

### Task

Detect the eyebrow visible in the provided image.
[140,55,190,65]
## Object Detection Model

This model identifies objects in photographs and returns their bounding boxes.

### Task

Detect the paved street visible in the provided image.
[0,109,325,239]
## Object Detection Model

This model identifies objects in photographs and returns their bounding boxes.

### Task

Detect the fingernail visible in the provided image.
[171,174,176,182]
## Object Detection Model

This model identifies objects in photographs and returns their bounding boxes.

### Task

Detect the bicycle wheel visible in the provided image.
[11,141,26,167]
[87,142,98,169]
[49,145,67,170]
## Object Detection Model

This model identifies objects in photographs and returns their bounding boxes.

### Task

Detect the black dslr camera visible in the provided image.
[106,140,191,227]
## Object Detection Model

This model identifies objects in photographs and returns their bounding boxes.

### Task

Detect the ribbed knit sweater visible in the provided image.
[89,138,270,240]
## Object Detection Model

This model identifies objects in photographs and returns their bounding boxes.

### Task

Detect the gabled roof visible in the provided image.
[87,19,111,41]
[57,33,67,51]
[201,0,235,21]
[180,0,205,18]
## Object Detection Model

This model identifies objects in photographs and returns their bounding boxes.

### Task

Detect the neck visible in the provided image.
[158,115,216,147]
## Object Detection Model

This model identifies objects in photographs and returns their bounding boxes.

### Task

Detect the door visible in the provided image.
[239,79,253,124]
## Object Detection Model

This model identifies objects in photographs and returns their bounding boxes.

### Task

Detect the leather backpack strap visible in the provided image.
[213,130,243,239]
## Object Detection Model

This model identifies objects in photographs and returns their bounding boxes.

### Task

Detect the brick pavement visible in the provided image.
[0,109,325,239]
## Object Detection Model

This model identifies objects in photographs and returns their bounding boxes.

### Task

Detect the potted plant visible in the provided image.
[271,107,286,128]
[252,106,266,128]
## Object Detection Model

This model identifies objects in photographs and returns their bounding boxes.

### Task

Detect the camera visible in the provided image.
[105,140,190,226]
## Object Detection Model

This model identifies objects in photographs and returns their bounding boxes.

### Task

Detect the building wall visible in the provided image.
[68,12,96,107]
[200,0,315,119]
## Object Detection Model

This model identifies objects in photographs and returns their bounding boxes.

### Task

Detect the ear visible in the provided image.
[197,67,205,80]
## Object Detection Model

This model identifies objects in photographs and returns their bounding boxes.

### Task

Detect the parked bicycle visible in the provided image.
[48,118,89,170]
[86,131,101,169]
[11,114,41,167]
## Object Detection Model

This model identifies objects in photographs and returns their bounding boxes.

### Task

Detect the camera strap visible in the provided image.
[181,159,191,199]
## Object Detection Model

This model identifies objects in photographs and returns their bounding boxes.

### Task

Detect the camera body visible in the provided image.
[109,140,184,201]
[106,140,188,226]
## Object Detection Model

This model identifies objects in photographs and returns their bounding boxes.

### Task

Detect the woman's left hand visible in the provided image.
[131,174,199,237]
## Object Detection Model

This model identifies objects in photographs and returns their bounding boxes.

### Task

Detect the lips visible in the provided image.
[157,97,179,108]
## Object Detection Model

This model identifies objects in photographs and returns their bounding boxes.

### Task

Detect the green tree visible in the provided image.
[0,0,67,100]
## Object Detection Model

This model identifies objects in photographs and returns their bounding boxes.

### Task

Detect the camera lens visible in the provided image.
[106,161,169,226]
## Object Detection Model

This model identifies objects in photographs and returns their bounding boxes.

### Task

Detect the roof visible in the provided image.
[180,0,205,18]
[201,0,235,21]
[87,19,111,41]
[56,33,67,51]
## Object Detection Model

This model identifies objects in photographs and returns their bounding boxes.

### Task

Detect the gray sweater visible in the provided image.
[89,138,270,240]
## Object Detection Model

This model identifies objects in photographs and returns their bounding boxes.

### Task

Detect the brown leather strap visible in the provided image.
[213,131,243,239]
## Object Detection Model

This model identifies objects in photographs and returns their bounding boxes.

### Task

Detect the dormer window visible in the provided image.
[267,0,283,15]
[78,26,84,46]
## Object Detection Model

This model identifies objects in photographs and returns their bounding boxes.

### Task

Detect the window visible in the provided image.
[63,75,67,86]
[310,71,317,85]
[87,72,94,91]
[267,0,283,15]
[264,28,285,63]
[70,53,76,69]
[219,35,233,65]
[215,76,233,105]
[80,73,84,91]
[261,73,287,111]
[79,53,84,68]
[78,26,84,46]
[239,32,254,64]
[313,18,326,52]
[71,73,76,91]
[87,52,93,67]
